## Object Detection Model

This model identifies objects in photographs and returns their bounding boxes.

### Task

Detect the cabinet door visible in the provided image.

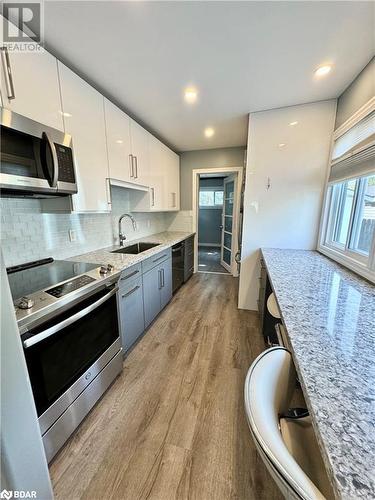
[117,277,145,351]
[104,98,132,183]
[58,62,110,212]
[148,135,166,210]
[0,16,63,130]
[142,266,162,328]
[160,257,172,310]
[130,119,150,186]
[161,146,180,211]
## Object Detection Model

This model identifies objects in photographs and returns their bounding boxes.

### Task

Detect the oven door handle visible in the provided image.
[23,286,119,349]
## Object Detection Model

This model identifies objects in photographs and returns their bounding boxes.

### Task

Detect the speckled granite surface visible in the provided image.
[69,231,195,275]
[261,248,375,500]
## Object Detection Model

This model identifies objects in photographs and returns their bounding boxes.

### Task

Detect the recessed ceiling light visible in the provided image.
[315,64,332,77]
[289,121,298,126]
[60,111,72,117]
[278,143,286,148]
[184,87,198,104]
[115,139,123,144]
[204,127,215,138]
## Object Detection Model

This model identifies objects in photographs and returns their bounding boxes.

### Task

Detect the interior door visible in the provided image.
[221,175,236,273]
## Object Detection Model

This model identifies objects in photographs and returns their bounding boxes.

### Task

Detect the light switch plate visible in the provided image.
[69,229,77,242]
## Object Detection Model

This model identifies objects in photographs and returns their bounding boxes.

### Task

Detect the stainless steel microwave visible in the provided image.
[0,109,77,197]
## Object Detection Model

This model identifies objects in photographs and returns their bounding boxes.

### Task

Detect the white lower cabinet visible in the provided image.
[58,62,110,212]
[0,15,64,130]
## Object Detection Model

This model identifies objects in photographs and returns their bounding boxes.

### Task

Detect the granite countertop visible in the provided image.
[69,231,195,275]
[261,248,375,500]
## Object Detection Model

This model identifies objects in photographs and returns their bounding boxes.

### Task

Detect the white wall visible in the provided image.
[238,100,336,310]
[1,253,53,499]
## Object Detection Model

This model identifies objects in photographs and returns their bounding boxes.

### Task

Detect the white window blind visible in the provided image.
[329,110,375,183]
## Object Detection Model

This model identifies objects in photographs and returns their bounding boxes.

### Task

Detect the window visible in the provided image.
[319,103,375,282]
[199,189,224,207]
[322,174,375,274]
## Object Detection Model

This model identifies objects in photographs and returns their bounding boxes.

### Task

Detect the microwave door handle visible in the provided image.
[42,132,59,188]
[23,286,119,349]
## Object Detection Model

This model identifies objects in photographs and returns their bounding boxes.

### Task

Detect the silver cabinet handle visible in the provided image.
[23,286,119,348]
[153,254,167,263]
[42,131,58,188]
[129,154,134,178]
[134,156,138,179]
[0,47,15,100]
[151,187,155,207]
[161,268,165,287]
[120,269,139,281]
[121,285,140,298]
[158,269,162,289]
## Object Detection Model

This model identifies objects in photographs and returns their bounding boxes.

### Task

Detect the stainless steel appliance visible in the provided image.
[6,258,122,462]
[0,109,77,197]
[172,241,185,293]
[184,235,194,283]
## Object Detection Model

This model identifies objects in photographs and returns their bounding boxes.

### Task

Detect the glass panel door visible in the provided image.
[221,176,236,272]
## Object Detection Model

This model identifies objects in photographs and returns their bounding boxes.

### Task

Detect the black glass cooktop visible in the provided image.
[7,258,99,300]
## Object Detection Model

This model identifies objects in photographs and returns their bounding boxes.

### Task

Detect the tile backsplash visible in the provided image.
[0,187,172,267]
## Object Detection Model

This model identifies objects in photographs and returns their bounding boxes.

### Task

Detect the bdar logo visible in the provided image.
[0,490,12,500]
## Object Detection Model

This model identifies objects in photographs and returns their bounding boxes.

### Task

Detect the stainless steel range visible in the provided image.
[7,257,123,463]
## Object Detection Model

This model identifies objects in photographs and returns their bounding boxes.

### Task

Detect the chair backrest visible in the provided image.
[244,347,326,500]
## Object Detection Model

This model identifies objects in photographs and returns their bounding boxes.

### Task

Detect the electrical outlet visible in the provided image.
[69,229,77,242]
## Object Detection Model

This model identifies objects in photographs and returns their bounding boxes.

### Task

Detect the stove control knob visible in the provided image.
[18,296,34,310]
[99,266,109,275]
[107,264,114,272]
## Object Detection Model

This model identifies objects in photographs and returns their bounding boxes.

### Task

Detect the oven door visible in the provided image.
[22,285,120,421]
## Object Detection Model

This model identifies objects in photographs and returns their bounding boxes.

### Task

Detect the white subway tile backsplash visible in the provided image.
[0,186,173,267]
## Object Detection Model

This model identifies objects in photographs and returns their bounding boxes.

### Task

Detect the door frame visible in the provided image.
[192,166,243,277]
[220,174,237,273]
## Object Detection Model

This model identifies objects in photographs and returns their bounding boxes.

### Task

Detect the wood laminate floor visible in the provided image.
[49,273,282,500]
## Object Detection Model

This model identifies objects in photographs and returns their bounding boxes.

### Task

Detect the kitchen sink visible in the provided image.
[111,242,160,255]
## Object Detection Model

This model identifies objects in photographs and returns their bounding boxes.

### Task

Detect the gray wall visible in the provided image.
[180,147,245,210]
[198,178,224,245]
[335,57,375,129]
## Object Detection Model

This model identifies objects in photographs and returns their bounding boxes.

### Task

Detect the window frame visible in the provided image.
[318,99,375,284]
[198,187,224,209]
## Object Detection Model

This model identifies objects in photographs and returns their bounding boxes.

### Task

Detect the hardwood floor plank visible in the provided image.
[49,273,282,500]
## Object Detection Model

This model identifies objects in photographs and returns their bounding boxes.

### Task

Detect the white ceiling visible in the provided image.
[43,1,374,152]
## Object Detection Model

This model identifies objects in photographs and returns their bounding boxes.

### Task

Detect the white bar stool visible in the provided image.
[267,292,281,319]
[244,347,334,500]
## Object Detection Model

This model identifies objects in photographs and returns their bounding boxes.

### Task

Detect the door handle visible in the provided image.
[129,154,134,178]
[158,269,162,289]
[134,156,138,179]
[42,132,59,188]
[121,285,140,298]
[23,286,119,348]
[161,268,165,287]
[151,187,155,207]
[1,47,15,100]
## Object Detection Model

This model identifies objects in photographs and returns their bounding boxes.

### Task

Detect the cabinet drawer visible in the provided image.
[142,247,171,274]
[118,263,142,289]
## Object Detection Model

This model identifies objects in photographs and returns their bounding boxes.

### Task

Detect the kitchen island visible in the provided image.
[261,248,375,500]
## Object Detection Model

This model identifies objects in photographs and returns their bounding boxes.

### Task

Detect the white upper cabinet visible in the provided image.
[0,16,64,130]
[163,146,180,211]
[104,98,132,183]
[130,119,150,186]
[58,62,110,212]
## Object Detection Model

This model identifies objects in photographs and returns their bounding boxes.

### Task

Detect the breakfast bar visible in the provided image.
[261,248,375,500]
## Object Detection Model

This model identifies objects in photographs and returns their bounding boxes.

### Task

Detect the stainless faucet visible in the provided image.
[118,213,137,246]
